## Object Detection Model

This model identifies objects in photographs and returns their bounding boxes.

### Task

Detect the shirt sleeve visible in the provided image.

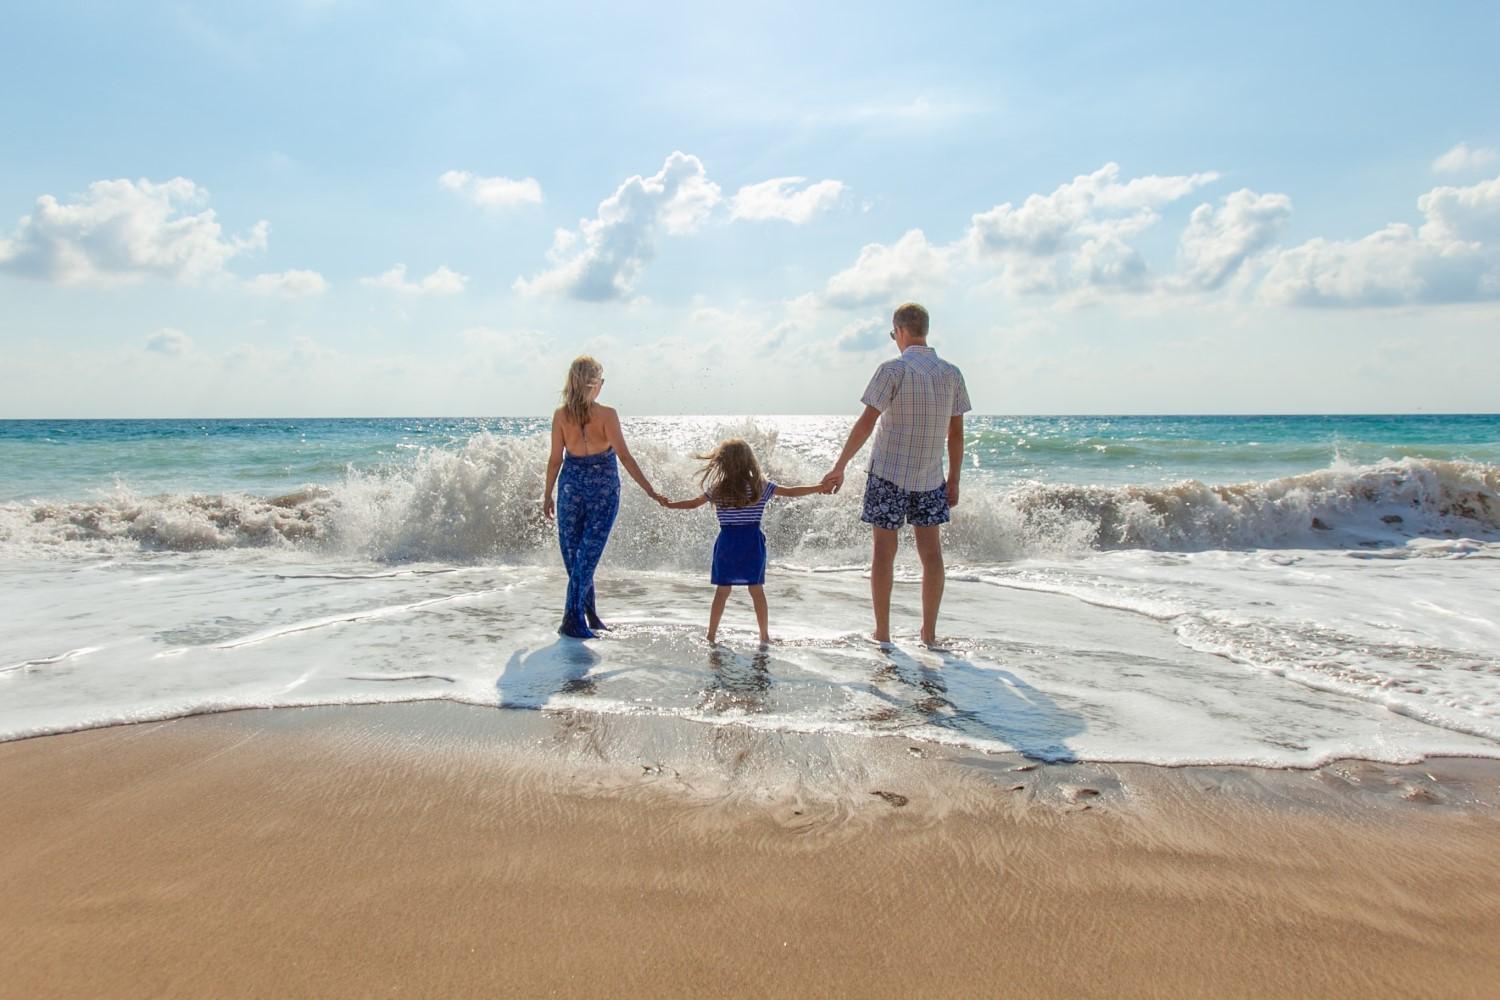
[860,362,900,413]
[764,481,777,501]
[951,368,972,416]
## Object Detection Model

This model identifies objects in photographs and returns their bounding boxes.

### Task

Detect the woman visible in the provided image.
[543,356,662,639]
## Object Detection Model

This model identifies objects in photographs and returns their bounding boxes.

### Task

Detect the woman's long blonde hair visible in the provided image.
[697,438,766,508]
[560,356,604,434]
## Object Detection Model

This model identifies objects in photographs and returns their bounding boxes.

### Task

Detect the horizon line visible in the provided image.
[2,412,1497,421]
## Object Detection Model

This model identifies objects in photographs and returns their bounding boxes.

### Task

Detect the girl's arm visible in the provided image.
[662,494,710,510]
[602,407,663,503]
[773,483,831,498]
[542,412,564,519]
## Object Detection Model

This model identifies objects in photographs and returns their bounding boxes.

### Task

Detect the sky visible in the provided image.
[2,1,1498,417]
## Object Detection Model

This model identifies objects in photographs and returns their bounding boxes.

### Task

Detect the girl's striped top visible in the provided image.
[710,481,778,526]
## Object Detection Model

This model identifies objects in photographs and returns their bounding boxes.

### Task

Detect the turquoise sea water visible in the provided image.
[3,414,1497,503]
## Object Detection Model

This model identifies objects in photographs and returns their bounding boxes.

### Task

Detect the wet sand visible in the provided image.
[2,703,1499,999]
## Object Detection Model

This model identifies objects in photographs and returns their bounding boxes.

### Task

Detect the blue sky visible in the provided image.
[2,1,1498,416]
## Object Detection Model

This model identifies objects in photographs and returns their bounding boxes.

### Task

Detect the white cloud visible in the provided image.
[0,177,268,287]
[360,263,468,295]
[145,328,192,355]
[687,303,808,353]
[965,162,1218,293]
[1418,174,1500,244]
[1075,233,1148,290]
[459,326,556,371]
[730,177,844,223]
[1433,142,1499,175]
[968,163,1218,257]
[1262,173,1500,307]
[823,229,953,308]
[515,151,721,301]
[246,268,328,297]
[834,317,889,352]
[1174,188,1292,291]
[439,170,543,209]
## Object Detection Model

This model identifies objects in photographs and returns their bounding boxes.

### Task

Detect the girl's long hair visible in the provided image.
[696,438,766,508]
[560,356,604,433]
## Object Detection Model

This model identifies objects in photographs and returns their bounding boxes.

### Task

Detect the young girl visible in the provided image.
[663,438,828,645]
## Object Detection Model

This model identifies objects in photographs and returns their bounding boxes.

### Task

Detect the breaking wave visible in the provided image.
[2,427,1496,564]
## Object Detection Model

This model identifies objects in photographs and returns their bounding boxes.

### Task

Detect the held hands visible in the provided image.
[821,467,845,494]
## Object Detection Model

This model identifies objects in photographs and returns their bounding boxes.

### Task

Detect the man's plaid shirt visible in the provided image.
[859,345,971,492]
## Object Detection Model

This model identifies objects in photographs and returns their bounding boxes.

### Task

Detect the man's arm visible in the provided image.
[946,414,963,508]
[822,405,881,494]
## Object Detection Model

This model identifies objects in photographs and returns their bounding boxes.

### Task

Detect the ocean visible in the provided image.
[2,414,1497,766]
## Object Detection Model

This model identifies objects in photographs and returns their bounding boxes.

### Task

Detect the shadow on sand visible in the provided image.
[873,646,1084,763]
[496,639,602,709]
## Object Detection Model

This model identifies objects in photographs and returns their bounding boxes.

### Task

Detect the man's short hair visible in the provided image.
[893,302,929,339]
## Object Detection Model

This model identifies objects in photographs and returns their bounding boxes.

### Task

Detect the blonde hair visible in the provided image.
[893,302,929,339]
[697,438,767,508]
[560,356,604,433]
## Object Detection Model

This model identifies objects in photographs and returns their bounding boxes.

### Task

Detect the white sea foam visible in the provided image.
[1,543,1496,765]
[1,428,1495,563]
[2,423,1497,766]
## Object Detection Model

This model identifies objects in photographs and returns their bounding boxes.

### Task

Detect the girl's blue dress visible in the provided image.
[709,482,777,586]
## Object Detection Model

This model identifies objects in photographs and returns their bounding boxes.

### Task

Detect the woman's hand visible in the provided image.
[543,494,555,520]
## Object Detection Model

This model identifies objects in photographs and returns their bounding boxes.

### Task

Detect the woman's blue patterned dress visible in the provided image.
[555,448,620,638]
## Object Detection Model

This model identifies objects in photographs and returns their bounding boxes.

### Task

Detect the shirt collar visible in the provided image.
[900,344,935,357]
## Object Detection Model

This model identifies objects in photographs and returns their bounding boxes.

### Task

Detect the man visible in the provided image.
[823,302,970,648]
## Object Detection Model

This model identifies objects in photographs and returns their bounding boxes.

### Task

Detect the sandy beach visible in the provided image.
[3,703,1498,999]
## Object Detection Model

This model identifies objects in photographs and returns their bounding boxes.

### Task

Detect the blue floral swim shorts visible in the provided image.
[860,474,950,531]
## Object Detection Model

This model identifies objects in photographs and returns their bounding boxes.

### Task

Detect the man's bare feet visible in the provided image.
[867,633,895,650]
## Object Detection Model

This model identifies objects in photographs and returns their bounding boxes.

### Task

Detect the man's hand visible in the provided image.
[946,480,960,508]
[543,494,555,520]
[822,468,845,494]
